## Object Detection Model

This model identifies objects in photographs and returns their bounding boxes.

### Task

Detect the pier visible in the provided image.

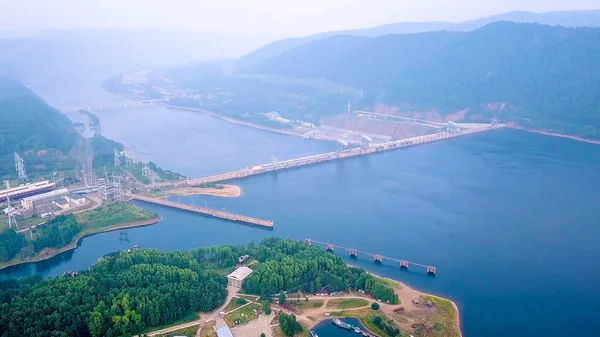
[127,194,274,228]
[305,239,436,275]
[152,125,504,189]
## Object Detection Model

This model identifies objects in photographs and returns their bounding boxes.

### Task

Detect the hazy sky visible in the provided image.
[0,0,598,35]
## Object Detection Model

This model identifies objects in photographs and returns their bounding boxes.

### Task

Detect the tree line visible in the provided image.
[241,238,399,304]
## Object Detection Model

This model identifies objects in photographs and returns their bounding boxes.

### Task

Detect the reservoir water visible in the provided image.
[2,81,600,337]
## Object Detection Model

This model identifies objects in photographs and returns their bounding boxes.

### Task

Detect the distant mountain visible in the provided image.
[0,29,283,88]
[238,9,600,67]
[243,22,600,138]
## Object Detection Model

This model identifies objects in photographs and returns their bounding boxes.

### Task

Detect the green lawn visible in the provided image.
[326,298,369,309]
[289,299,324,309]
[224,303,261,327]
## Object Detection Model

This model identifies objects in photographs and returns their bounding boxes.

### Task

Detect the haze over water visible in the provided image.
[3,84,600,337]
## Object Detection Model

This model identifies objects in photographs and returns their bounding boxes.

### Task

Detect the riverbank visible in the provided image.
[510,126,600,145]
[300,271,462,337]
[154,184,241,198]
[0,216,162,270]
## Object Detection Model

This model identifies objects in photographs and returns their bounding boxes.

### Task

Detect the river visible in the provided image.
[2,80,600,337]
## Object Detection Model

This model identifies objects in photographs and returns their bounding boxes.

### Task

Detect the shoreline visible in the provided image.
[0,216,162,270]
[509,126,600,145]
[163,104,302,138]
[354,268,463,337]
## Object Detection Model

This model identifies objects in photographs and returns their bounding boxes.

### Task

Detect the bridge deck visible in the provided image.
[307,239,435,274]
[127,194,273,228]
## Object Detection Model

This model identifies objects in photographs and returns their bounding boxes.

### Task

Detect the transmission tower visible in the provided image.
[14,152,27,180]
[112,175,124,202]
[347,101,351,117]
[6,195,18,230]
[114,149,121,167]
[141,151,151,177]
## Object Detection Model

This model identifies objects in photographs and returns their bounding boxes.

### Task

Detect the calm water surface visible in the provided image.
[3,83,600,337]
[312,318,367,337]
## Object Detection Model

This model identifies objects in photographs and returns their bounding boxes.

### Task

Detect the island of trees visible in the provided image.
[0,238,402,336]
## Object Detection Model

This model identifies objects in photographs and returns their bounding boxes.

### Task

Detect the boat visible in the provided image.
[332,318,352,330]
[354,328,361,333]
[310,330,318,337]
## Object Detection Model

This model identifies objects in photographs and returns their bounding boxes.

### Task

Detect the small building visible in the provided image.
[66,193,87,205]
[21,188,69,215]
[52,197,71,210]
[216,326,234,337]
[227,266,253,288]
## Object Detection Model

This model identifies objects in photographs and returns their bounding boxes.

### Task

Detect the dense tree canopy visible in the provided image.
[0,229,27,262]
[242,238,399,304]
[0,249,228,337]
[32,214,80,252]
[0,238,399,336]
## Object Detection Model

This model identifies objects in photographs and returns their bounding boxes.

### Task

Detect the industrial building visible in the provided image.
[21,188,69,215]
[226,266,253,288]
[52,197,71,210]
[0,181,55,202]
[66,193,87,205]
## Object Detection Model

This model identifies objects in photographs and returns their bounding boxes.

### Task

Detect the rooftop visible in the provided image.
[216,326,234,337]
[69,192,85,200]
[22,188,69,202]
[53,197,69,206]
[227,266,253,281]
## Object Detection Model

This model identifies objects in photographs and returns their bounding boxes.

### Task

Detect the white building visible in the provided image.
[52,197,71,210]
[226,266,253,288]
[66,193,87,205]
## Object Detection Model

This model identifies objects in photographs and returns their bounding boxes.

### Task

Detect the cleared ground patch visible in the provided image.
[198,321,217,337]
[156,325,200,337]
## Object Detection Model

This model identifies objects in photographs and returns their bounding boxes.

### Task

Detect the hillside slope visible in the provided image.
[244,22,600,138]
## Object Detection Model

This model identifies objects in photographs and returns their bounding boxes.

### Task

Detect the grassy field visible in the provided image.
[223,297,249,312]
[138,312,200,335]
[288,299,324,309]
[77,201,157,229]
[198,321,217,337]
[422,296,460,337]
[156,324,200,337]
[224,303,261,327]
[326,298,369,309]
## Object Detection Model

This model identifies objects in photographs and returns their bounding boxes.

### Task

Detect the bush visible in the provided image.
[236,298,248,306]
[371,302,380,310]
[261,301,272,315]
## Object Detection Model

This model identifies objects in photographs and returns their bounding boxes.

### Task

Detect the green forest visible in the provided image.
[0,238,399,336]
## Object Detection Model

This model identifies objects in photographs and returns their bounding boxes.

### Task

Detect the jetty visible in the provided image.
[306,239,436,275]
[127,194,273,228]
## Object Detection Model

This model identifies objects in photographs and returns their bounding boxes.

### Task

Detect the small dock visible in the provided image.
[306,239,436,275]
[127,194,274,228]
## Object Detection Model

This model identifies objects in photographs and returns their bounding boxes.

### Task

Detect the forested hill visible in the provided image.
[244,22,600,138]
[0,77,76,157]
[238,9,600,68]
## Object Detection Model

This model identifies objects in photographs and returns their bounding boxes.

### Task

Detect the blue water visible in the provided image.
[313,318,368,337]
[3,84,600,337]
